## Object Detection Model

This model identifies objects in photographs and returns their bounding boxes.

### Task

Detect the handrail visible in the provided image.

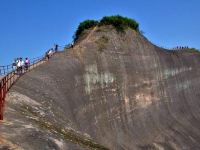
[0,65,13,76]
[0,55,46,76]
[0,50,61,120]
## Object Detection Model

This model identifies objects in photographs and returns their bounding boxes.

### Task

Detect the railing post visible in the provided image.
[7,66,9,74]
[6,76,8,92]
[8,74,10,90]
[3,66,5,75]
[3,77,5,98]
[0,81,3,120]
[10,73,12,88]
[0,78,6,120]
[5,75,7,92]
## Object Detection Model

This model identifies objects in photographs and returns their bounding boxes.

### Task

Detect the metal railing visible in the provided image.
[0,55,47,76]
[0,65,13,76]
[0,51,59,120]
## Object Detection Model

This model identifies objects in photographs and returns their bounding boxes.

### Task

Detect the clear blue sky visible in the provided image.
[0,0,200,65]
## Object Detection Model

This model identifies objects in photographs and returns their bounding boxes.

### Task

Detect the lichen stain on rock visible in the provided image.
[84,64,115,94]
[163,67,192,79]
[176,80,191,91]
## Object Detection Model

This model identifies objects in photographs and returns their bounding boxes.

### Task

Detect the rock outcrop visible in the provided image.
[1,26,200,150]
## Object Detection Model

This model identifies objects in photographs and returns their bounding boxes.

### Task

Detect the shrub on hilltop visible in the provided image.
[73,15,140,42]
[73,20,99,41]
[99,15,139,32]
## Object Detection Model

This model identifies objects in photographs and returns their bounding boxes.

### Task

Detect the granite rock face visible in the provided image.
[1,26,200,150]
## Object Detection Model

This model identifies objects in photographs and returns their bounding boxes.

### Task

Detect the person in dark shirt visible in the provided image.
[54,44,58,52]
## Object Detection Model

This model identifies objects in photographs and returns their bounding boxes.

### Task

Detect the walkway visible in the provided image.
[0,51,59,120]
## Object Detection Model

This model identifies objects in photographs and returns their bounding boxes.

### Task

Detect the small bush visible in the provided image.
[99,15,139,32]
[73,20,99,42]
[186,48,200,53]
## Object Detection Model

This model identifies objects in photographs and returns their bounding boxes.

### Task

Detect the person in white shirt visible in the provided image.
[17,58,24,74]
[48,49,53,57]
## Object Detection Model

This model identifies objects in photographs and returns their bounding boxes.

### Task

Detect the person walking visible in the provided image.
[48,48,54,57]
[54,44,58,52]
[17,58,21,74]
[21,58,25,73]
[45,51,49,60]
[24,57,30,71]
[45,49,53,60]
[17,58,24,75]
[71,42,74,48]
[12,59,17,71]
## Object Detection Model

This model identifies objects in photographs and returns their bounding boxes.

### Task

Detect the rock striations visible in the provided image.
[1,25,200,150]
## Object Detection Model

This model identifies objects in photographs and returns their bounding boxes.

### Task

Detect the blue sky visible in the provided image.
[0,0,200,65]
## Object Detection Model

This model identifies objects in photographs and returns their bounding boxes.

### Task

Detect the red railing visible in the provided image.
[0,52,57,120]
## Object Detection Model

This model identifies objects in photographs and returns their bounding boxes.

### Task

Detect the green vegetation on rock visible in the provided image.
[73,20,99,42]
[73,15,140,42]
[186,48,200,53]
[99,15,139,32]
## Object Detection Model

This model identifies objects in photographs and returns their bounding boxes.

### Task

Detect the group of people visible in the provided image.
[172,46,189,50]
[45,44,59,60]
[45,48,54,60]
[11,44,60,74]
[12,57,30,74]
